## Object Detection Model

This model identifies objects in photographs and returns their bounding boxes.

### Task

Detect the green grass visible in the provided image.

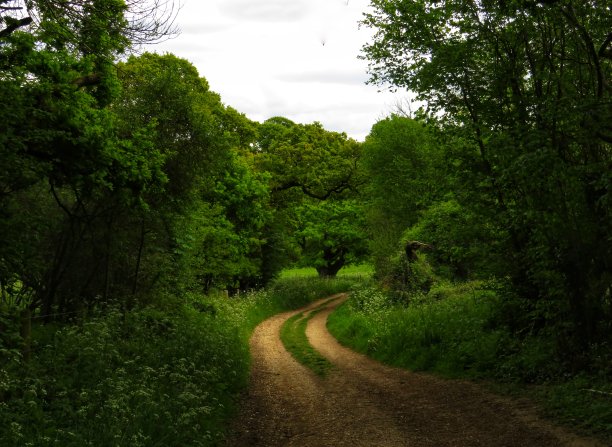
[327,282,612,442]
[280,310,332,376]
[279,263,374,280]
[543,376,612,436]
[278,267,318,279]
[337,263,374,277]
[328,282,502,376]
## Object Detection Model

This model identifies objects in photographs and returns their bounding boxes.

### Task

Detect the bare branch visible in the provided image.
[124,0,181,47]
[392,97,415,118]
[2,0,180,48]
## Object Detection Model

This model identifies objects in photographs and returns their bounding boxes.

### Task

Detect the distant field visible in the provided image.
[279,264,373,279]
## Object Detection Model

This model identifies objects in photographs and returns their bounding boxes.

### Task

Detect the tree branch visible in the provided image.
[560,5,604,98]
[274,174,355,201]
[0,16,32,38]
[598,33,612,60]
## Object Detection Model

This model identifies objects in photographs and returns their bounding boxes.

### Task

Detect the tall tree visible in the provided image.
[361,115,446,277]
[362,0,612,348]
[257,118,362,201]
[115,53,272,295]
[0,1,175,314]
[254,118,368,277]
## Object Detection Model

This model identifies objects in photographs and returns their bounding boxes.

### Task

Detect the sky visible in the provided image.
[154,0,409,141]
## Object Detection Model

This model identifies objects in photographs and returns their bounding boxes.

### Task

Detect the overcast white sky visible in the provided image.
[154,0,408,141]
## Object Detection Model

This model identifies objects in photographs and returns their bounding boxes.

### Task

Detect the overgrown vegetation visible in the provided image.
[0,3,368,442]
[0,276,356,446]
[1,0,610,444]
[329,283,612,439]
[361,0,611,358]
[345,1,611,438]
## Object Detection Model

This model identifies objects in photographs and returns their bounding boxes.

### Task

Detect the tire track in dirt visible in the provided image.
[227,294,603,446]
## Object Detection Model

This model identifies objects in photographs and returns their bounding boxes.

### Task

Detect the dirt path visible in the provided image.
[227,294,604,446]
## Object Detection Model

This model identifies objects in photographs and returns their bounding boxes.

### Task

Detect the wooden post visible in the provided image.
[19,309,31,362]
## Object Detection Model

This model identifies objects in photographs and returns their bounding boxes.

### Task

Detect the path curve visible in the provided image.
[227,294,603,446]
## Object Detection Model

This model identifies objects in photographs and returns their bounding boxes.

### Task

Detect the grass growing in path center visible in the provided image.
[280,297,342,376]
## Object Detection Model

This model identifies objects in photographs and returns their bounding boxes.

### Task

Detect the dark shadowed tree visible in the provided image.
[362,0,612,351]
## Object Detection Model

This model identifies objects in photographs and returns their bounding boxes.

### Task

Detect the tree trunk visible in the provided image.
[316,264,343,278]
[316,247,345,278]
[132,217,146,296]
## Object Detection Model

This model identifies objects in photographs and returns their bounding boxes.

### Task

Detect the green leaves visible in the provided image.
[362,115,444,226]
[294,200,368,277]
[361,0,612,350]
[256,119,361,202]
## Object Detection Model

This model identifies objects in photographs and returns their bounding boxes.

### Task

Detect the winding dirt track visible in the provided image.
[227,294,603,446]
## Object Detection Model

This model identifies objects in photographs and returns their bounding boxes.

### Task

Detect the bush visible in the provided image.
[402,200,504,280]
[1,306,244,446]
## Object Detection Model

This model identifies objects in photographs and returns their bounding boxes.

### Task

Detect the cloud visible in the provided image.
[154,0,408,140]
[277,70,368,86]
[218,0,309,22]
[178,23,234,35]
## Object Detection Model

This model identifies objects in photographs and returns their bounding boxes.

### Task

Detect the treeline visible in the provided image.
[0,2,367,444]
[0,1,366,327]
[359,1,611,368]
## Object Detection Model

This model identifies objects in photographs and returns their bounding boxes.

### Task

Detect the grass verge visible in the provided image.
[327,283,612,442]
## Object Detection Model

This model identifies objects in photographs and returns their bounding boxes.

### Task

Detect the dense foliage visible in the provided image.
[361,0,611,359]
[0,276,358,446]
[1,0,610,443]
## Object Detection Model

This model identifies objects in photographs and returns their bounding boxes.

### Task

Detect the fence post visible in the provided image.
[20,309,31,362]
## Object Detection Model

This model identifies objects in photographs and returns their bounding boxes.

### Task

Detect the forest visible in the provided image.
[0,0,610,445]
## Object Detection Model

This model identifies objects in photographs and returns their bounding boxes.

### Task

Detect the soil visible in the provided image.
[226,294,605,446]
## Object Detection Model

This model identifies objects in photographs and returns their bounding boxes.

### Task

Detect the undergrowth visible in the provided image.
[0,275,361,446]
[327,282,612,441]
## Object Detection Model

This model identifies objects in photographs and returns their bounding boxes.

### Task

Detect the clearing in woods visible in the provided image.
[227,294,603,447]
